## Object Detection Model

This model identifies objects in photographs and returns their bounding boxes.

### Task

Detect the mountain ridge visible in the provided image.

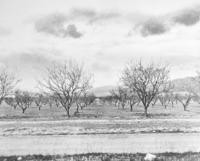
[91,77,200,97]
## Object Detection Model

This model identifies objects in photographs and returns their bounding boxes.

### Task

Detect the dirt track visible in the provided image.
[1,133,200,156]
[1,119,200,136]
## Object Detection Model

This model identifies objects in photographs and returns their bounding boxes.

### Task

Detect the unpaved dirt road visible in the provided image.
[1,133,200,156]
[1,119,200,136]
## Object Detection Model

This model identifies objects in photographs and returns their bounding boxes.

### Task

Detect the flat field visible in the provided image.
[1,101,200,120]
[1,101,200,136]
[1,101,200,159]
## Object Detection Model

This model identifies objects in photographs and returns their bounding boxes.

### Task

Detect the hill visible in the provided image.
[172,77,200,93]
[91,77,200,97]
[90,85,116,97]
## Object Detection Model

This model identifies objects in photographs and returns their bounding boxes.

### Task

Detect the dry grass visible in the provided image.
[0,101,200,121]
[1,152,200,161]
[1,101,200,135]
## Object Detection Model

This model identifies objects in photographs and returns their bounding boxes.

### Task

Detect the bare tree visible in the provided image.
[34,93,46,110]
[168,92,176,107]
[158,93,170,109]
[75,92,95,113]
[110,89,120,107]
[151,96,159,107]
[52,94,61,108]
[176,92,193,111]
[83,93,96,107]
[74,81,92,114]
[15,90,33,113]
[0,68,19,105]
[4,97,18,109]
[158,81,174,109]
[111,86,128,109]
[39,61,92,117]
[45,94,54,108]
[121,61,169,117]
[174,77,195,111]
[126,90,139,111]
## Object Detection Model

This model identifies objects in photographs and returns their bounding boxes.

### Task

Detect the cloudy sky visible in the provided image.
[0,0,200,90]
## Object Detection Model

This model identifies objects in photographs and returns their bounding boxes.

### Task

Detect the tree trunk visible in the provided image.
[67,107,70,117]
[76,104,79,113]
[114,100,118,107]
[0,98,3,105]
[81,105,85,110]
[144,107,148,117]
[184,105,187,111]
[130,105,133,112]
[22,108,26,113]
[122,103,125,109]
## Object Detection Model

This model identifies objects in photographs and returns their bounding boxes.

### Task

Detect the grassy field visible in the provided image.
[1,101,200,120]
[1,152,200,161]
[1,101,200,135]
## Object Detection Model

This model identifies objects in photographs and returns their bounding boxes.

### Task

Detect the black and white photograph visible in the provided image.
[1,0,200,160]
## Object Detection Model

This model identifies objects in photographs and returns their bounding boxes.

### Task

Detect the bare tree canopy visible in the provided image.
[158,82,174,109]
[175,92,194,111]
[0,68,19,104]
[121,61,169,117]
[15,90,33,113]
[34,93,47,111]
[126,89,139,112]
[110,86,128,109]
[4,97,18,109]
[39,60,92,117]
[74,92,96,116]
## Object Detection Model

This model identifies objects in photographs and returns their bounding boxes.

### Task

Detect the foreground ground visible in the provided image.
[1,133,200,155]
[1,152,200,161]
[1,102,200,159]
[1,101,200,135]
[1,119,200,135]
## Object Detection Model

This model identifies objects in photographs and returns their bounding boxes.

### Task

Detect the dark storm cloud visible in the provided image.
[134,6,200,37]
[69,8,120,23]
[34,9,120,37]
[35,13,82,38]
[173,8,200,26]
[35,5,200,38]
[139,19,168,36]
[65,24,82,38]
[34,9,121,38]
[35,13,66,36]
